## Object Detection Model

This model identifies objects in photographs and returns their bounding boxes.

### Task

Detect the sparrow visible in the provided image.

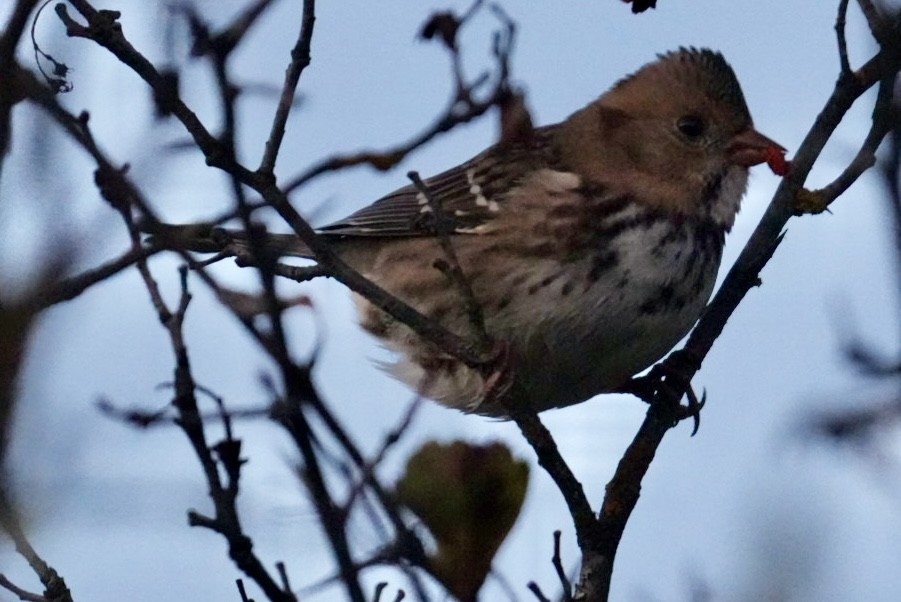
[162,48,786,417]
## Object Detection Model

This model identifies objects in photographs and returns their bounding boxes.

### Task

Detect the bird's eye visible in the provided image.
[676,115,706,140]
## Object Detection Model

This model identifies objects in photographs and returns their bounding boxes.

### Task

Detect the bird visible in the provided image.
[161,48,786,417]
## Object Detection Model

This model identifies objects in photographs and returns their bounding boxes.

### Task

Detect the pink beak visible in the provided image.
[727,126,786,168]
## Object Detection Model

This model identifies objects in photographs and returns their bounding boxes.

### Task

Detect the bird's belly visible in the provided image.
[357,220,723,416]
[505,286,709,412]
[486,226,721,412]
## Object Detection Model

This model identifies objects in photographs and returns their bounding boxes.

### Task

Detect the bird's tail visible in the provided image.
[145,223,313,259]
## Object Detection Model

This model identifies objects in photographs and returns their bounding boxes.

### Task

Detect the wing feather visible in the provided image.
[317,125,562,237]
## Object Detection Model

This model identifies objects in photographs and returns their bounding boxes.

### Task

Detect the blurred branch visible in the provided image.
[16,0,898,600]
[0,491,73,602]
[804,95,901,450]
[0,47,70,595]
[57,0,495,369]
[885,108,901,308]
[39,4,444,598]
[177,0,278,59]
[0,0,42,64]
[141,264,300,602]
[0,271,72,602]
[96,397,271,429]
[622,0,658,14]
[0,0,43,157]
[281,1,516,194]
[35,243,161,308]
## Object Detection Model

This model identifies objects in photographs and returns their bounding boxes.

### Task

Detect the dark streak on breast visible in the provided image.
[586,250,619,286]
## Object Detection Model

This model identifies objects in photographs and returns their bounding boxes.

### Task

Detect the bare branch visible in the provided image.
[0,0,48,161]
[409,170,490,351]
[55,0,233,170]
[574,24,901,601]
[0,574,47,602]
[0,491,73,602]
[35,243,161,309]
[258,0,315,176]
[49,1,494,371]
[685,49,897,365]
[236,579,254,602]
[508,411,595,544]
[272,262,328,282]
[795,75,895,214]
[527,582,551,602]
[0,0,42,64]
[836,0,852,74]
[552,530,573,601]
[281,2,516,194]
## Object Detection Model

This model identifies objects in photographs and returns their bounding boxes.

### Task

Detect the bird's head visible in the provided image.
[561,48,785,228]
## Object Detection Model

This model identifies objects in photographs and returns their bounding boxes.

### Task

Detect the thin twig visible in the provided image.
[0,490,73,602]
[836,0,851,74]
[96,397,270,429]
[683,50,896,364]
[236,579,254,602]
[35,243,160,309]
[51,1,495,369]
[258,0,315,176]
[0,574,46,602]
[408,170,491,351]
[341,397,423,514]
[527,582,551,602]
[373,583,388,602]
[269,384,366,602]
[275,562,292,594]
[552,530,573,601]
[280,1,515,194]
[802,75,895,210]
[508,411,595,545]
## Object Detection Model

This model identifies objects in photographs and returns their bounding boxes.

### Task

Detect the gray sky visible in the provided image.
[2,1,899,600]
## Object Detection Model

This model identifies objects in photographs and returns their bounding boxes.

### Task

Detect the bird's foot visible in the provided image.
[618,349,705,435]
[466,341,515,413]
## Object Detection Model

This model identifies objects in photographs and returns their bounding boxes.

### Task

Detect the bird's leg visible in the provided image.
[467,340,515,412]
[618,349,706,435]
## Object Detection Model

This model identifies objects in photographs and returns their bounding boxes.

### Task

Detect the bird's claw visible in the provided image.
[673,386,706,436]
[619,349,705,435]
